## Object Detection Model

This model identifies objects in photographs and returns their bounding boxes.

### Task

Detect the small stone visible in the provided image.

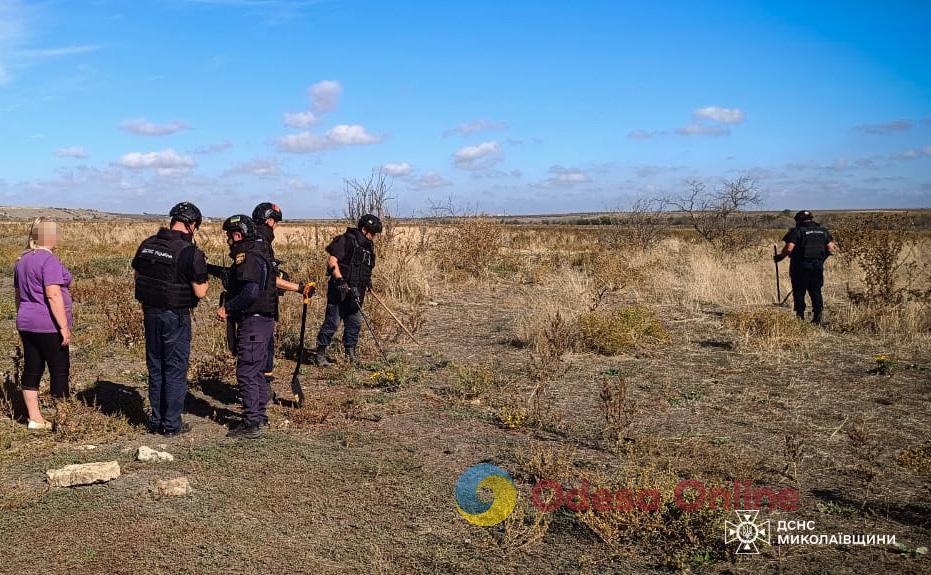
[75,445,97,451]
[428,301,439,306]
[156,477,191,497]
[916,546,927,556]
[136,445,174,463]
[47,461,120,487]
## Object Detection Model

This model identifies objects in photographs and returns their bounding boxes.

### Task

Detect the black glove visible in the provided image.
[773,253,786,263]
[336,279,353,301]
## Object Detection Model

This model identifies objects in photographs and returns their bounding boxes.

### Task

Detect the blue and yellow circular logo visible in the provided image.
[455,463,518,526]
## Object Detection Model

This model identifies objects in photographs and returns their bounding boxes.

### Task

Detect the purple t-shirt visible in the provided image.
[13,249,73,333]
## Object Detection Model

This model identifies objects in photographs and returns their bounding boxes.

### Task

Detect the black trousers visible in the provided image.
[235,315,275,425]
[143,307,192,434]
[18,331,70,398]
[315,280,364,350]
[790,260,824,318]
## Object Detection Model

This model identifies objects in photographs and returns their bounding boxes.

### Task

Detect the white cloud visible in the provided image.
[382,162,413,177]
[277,131,327,153]
[283,110,318,128]
[675,123,730,137]
[855,119,912,135]
[277,124,382,153]
[121,118,189,136]
[892,145,931,160]
[694,106,745,124]
[538,165,591,188]
[411,171,452,190]
[453,141,502,170]
[224,159,280,177]
[192,140,232,155]
[55,146,87,159]
[326,124,380,145]
[443,119,508,137]
[117,148,196,176]
[628,129,665,140]
[310,79,342,113]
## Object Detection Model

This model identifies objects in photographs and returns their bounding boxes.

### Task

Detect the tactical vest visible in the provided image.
[793,225,829,260]
[133,230,198,309]
[342,233,375,288]
[229,243,278,318]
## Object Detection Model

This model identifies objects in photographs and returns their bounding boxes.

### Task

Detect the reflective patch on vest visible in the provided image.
[139,247,174,262]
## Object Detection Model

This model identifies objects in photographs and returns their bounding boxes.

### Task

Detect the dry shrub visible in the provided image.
[832,213,928,304]
[724,308,814,352]
[514,266,592,351]
[188,353,236,389]
[431,217,505,278]
[452,363,511,400]
[71,276,144,348]
[2,347,26,421]
[578,306,668,355]
[896,444,931,475]
[831,300,931,348]
[278,395,365,429]
[515,444,578,484]
[53,396,136,441]
[600,371,634,443]
[488,496,552,553]
[574,463,729,569]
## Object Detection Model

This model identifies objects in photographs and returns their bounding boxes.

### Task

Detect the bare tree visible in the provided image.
[603,196,666,250]
[664,175,762,252]
[343,169,395,241]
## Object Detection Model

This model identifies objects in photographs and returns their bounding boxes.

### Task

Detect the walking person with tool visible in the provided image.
[216,215,278,439]
[132,203,209,436]
[774,210,836,325]
[313,214,382,366]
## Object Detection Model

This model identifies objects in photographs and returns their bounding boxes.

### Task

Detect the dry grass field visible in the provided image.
[1,213,929,574]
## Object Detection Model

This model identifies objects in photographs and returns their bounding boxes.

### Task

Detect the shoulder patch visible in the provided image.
[235,253,246,265]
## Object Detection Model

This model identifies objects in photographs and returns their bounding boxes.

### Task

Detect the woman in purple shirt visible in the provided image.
[13,218,73,431]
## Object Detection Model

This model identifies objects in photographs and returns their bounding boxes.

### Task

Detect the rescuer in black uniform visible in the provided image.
[314,214,382,366]
[132,202,209,436]
[216,215,277,439]
[251,202,302,381]
[774,210,837,325]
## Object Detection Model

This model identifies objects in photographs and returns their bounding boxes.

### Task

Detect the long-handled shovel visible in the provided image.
[289,282,316,406]
[368,289,422,346]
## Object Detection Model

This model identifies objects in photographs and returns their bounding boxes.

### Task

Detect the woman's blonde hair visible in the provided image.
[27,217,59,250]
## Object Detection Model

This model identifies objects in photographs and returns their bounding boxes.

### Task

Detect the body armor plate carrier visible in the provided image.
[133,230,198,309]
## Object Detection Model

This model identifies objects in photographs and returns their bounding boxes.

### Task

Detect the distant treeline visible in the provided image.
[499,209,931,230]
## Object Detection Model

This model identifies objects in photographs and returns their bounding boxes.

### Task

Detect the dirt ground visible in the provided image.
[1,221,929,575]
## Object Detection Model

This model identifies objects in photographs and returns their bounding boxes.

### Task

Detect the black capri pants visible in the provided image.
[18,331,71,398]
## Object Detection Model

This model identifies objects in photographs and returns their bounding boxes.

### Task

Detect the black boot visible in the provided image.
[314,346,332,367]
[812,311,823,326]
[345,347,357,365]
[227,420,262,439]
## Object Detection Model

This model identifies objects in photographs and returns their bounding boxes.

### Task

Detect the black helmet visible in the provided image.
[252,202,282,224]
[222,214,256,241]
[794,210,814,223]
[358,214,383,234]
[170,202,202,228]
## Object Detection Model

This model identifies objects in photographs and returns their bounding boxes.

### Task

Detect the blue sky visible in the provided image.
[1,0,929,217]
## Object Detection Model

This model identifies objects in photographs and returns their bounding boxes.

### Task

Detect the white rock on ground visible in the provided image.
[136,445,174,463]
[156,477,191,497]
[46,461,121,487]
